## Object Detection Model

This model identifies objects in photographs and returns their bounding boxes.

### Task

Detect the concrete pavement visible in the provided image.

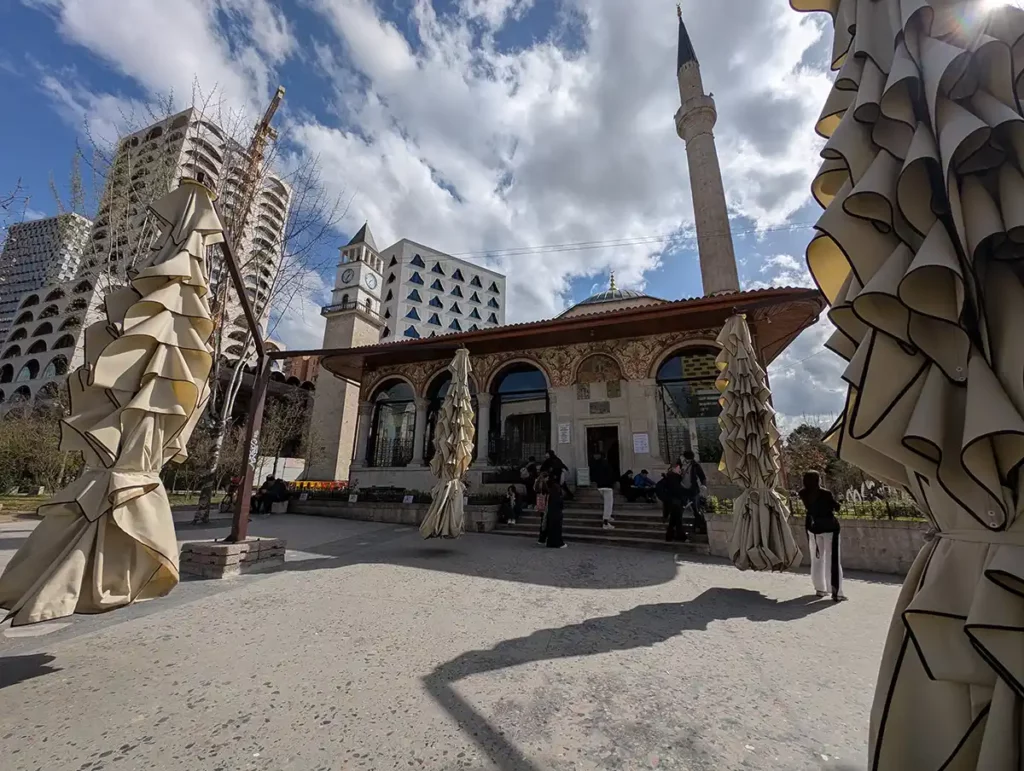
[0,515,896,770]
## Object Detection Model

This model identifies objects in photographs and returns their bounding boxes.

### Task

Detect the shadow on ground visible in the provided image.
[0,653,60,690]
[177,518,683,591]
[423,588,835,771]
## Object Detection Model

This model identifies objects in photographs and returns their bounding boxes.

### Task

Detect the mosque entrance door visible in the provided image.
[586,426,620,488]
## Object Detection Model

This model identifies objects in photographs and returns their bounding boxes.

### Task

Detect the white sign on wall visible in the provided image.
[348,493,359,503]
[402,494,414,504]
[557,423,571,444]
[632,432,650,455]
[576,467,591,487]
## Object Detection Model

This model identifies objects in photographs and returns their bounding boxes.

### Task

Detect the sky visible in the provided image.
[0,0,850,429]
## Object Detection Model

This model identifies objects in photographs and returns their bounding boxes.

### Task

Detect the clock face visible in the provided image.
[365,274,378,290]
[341,268,355,284]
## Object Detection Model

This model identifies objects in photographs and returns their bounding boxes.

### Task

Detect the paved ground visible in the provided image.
[0,514,899,771]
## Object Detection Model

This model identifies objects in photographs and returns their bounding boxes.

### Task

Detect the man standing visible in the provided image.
[677,450,708,533]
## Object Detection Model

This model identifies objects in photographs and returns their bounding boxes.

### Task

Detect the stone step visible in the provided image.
[507,517,708,541]
[489,527,711,555]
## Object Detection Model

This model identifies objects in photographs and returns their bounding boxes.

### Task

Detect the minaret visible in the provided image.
[674,5,740,296]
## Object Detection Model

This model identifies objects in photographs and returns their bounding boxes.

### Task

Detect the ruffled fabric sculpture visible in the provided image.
[0,179,219,626]
[790,1,1024,767]
[715,315,802,571]
[420,348,475,539]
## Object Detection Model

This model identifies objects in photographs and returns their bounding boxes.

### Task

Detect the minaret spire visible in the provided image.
[674,5,740,296]
[609,271,617,292]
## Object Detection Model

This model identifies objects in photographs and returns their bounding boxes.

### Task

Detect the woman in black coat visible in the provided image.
[544,475,567,549]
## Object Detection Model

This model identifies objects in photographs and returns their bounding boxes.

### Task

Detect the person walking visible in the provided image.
[544,473,567,549]
[662,466,687,542]
[799,471,846,602]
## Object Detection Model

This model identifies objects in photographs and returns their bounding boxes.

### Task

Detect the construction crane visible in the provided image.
[225,85,285,243]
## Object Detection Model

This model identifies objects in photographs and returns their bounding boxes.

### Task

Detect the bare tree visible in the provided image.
[258,390,312,477]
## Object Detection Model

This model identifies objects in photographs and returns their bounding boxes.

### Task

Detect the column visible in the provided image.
[476,393,492,464]
[412,396,429,466]
[353,401,373,466]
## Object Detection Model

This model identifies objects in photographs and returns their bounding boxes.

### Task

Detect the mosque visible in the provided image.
[303,13,824,492]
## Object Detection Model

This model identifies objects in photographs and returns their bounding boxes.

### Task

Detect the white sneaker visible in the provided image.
[559,544,568,549]
[603,522,615,530]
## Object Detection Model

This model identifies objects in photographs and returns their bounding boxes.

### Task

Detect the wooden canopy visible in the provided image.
[277,286,824,383]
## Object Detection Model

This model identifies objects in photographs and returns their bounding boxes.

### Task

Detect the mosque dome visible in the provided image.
[559,273,665,318]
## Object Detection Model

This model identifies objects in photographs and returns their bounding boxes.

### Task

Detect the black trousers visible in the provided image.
[665,504,686,541]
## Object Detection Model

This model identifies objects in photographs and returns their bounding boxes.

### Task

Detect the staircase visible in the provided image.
[490,487,710,555]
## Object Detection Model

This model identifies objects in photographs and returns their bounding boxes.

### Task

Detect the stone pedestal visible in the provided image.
[179,538,286,579]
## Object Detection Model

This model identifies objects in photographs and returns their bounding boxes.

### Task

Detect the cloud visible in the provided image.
[266,262,330,351]
[22,0,845,424]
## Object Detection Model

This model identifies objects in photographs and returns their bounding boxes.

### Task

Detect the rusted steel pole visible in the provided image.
[228,361,272,543]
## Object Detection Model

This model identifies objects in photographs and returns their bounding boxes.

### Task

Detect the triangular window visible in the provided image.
[428,313,441,326]
[452,268,464,281]
[431,262,445,275]
[470,275,482,288]
[488,281,499,293]
[388,256,398,267]
[411,254,426,268]
[469,308,481,320]
[405,307,420,320]
[403,326,420,339]
[430,278,444,291]
[450,302,462,314]
[429,296,444,309]
[451,285,463,298]
[487,297,500,309]
[487,313,498,324]
[386,273,396,284]
[384,309,391,319]
[385,289,394,301]
[469,324,479,331]
[469,292,481,303]
[410,272,424,285]
[382,326,391,338]
[407,289,422,302]
[429,331,437,337]
[449,319,462,332]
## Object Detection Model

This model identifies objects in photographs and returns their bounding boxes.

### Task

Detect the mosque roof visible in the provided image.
[561,273,665,317]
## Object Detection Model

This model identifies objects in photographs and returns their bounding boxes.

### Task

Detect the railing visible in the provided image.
[320,299,380,317]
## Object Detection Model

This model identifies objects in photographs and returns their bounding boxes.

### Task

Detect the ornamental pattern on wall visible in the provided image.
[359,328,720,398]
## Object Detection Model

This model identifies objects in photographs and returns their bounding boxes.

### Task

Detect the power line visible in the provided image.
[448,220,819,259]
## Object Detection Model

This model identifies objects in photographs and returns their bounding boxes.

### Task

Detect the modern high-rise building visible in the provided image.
[0,213,91,343]
[327,223,506,342]
[0,108,292,412]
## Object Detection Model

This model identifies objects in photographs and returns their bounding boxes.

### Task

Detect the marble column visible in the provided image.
[353,401,373,466]
[476,393,492,464]
[412,396,430,466]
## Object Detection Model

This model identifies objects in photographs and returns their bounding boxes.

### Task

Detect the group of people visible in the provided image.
[497,449,572,549]
[253,475,289,515]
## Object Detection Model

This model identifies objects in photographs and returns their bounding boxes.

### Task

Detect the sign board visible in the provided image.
[632,432,650,455]
[348,493,358,503]
[557,422,571,444]
[576,467,591,487]
[402,494,414,504]
[298,492,309,501]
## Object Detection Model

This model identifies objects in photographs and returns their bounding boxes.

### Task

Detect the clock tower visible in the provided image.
[307,222,385,481]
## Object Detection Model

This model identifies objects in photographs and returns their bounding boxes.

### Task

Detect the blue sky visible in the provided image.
[0,0,846,424]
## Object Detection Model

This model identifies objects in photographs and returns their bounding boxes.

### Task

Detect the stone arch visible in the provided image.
[21,294,40,308]
[484,357,551,392]
[44,288,65,302]
[14,311,33,326]
[26,340,47,355]
[368,375,416,401]
[37,381,61,400]
[2,345,22,359]
[573,353,624,384]
[421,365,479,397]
[39,304,60,319]
[11,385,31,402]
[60,316,82,331]
[648,338,721,379]
[0,364,12,383]
[31,322,53,337]
[8,328,26,342]
[53,334,76,349]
